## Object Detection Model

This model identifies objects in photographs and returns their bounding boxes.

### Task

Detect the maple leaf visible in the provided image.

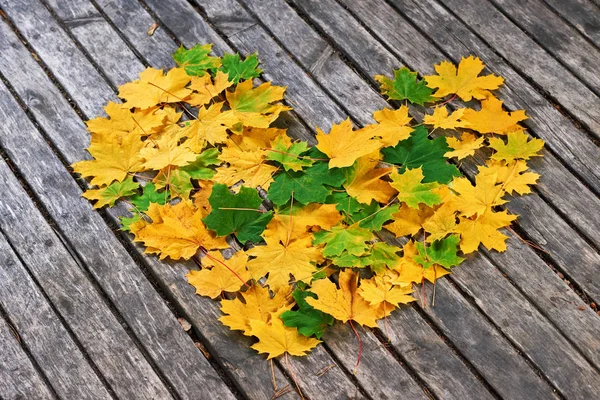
[413,234,464,269]
[82,177,139,208]
[265,135,313,171]
[140,126,197,170]
[445,132,485,160]
[250,313,320,359]
[203,184,273,244]
[133,200,227,260]
[357,203,401,231]
[343,153,396,204]
[333,241,401,272]
[422,203,458,242]
[423,106,471,130]
[489,130,544,162]
[375,66,435,105]
[227,80,291,128]
[480,160,540,195]
[316,119,382,168]
[358,276,415,307]
[72,132,145,187]
[268,162,346,206]
[306,270,384,327]
[180,103,238,150]
[220,52,262,84]
[178,148,219,180]
[381,126,460,184]
[193,180,214,217]
[312,225,375,258]
[393,241,450,284]
[130,182,166,211]
[186,251,252,298]
[219,285,292,335]
[247,235,322,290]
[362,107,414,148]
[153,168,194,199]
[450,173,507,217]
[425,56,504,101]
[384,203,434,237]
[187,72,233,107]
[280,283,334,339]
[456,209,518,253]
[214,141,278,190]
[390,167,442,209]
[263,203,342,243]
[87,102,166,139]
[118,67,192,109]
[461,95,527,134]
[172,43,221,76]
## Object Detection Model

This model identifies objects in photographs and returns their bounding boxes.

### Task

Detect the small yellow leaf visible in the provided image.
[186,251,252,299]
[362,107,414,147]
[445,132,485,160]
[456,209,518,253]
[423,106,471,130]
[316,118,382,168]
[250,314,320,359]
[118,67,192,109]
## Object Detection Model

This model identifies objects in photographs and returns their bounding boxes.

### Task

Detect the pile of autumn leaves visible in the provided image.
[72,45,544,360]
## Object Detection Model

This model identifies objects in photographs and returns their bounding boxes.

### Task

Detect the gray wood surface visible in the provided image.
[0,222,112,399]
[0,310,56,400]
[541,0,600,45]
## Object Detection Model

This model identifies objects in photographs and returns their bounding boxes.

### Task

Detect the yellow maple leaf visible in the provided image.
[226,80,291,128]
[306,269,385,327]
[425,56,504,101]
[362,107,414,148]
[187,70,233,106]
[392,241,450,284]
[219,285,292,335]
[133,200,227,260]
[213,144,277,190]
[316,118,383,168]
[250,313,320,359]
[87,102,166,140]
[358,276,415,307]
[389,167,442,208]
[186,251,252,299]
[118,67,192,109]
[456,209,518,253]
[489,130,544,162]
[423,106,471,130]
[247,235,323,291]
[461,95,527,134]
[72,131,145,186]
[344,152,397,204]
[479,160,540,195]
[445,132,485,160]
[449,172,507,217]
[263,203,342,243]
[384,203,434,237]
[422,203,458,242]
[180,103,239,151]
[139,125,197,170]
[192,180,214,217]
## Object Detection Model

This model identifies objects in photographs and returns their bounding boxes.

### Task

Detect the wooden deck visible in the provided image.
[0,0,599,398]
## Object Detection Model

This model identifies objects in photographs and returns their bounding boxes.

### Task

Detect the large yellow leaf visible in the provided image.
[118,67,192,109]
[72,131,145,187]
[344,153,397,204]
[425,56,504,101]
[306,269,384,327]
[358,276,415,307]
[456,209,518,253]
[263,203,343,243]
[461,95,527,134]
[250,314,320,359]
[316,118,382,168]
[87,102,166,140]
[139,125,197,170]
[362,107,413,148]
[133,200,227,260]
[479,160,540,195]
[213,144,277,190]
[449,172,507,217]
[186,251,252,299]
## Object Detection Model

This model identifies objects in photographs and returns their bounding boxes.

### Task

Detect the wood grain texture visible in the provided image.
[541,0,600,45]
[0,224,112,399]
[0,136,173,398]
[0,314,56,400]
[0,54,236,400]
[488,0,600,92]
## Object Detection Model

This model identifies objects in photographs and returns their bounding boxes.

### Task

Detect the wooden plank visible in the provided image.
[541,0,600,45]
[431,0,600,134]
[0,225,112,399]
[0,316,56,400]
[0,147,174,398]
[0,5,355,398]
[0,38,236,400]
[488,0,600,92]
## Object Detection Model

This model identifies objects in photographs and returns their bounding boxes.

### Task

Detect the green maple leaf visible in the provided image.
[334,242,400,272]
[203,184,273,244]
[120,213,142,232]
[375,67,435,105]
[83,177,139,208]
[268,162,346,206]
[280,284,334,339]
[381,126,460,184]
[313,225,374,257]
[180,148,219,179]
[325,192,363,218]
[220,52,262,84]
[413,234,464,270]
[173,44,221,76]
[390,167,442,209]
[130,183,167,211]
[266,136,313,172]
[357,203,400,231]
